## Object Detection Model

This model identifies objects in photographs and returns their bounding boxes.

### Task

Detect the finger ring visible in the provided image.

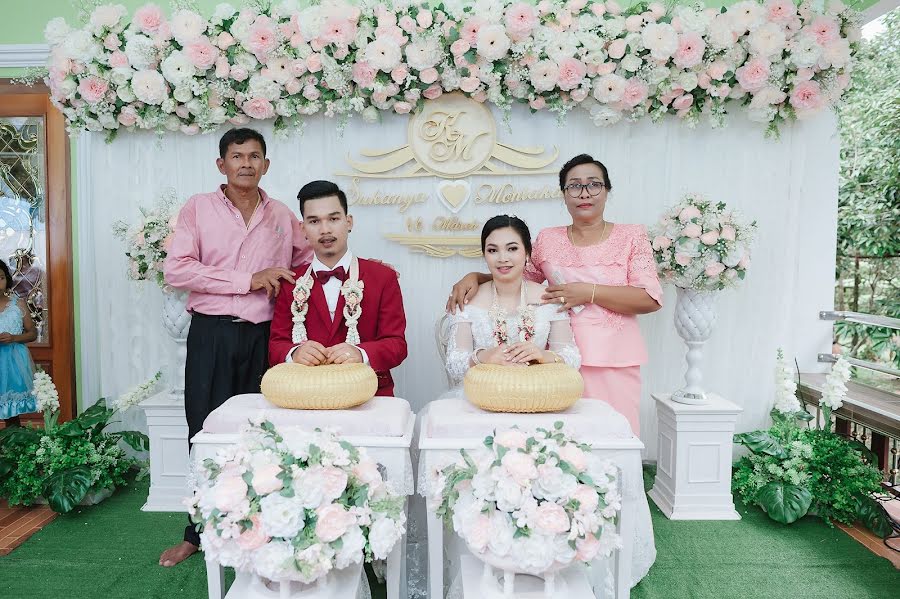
[559,297,565,304]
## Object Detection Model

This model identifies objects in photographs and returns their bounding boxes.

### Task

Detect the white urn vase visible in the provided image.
[671,287,718,405]
[161,287,191,400]
[474,549,570,598]
[246,573,334,599]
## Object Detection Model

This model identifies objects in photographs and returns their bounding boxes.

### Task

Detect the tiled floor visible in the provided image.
[0,500,57,556]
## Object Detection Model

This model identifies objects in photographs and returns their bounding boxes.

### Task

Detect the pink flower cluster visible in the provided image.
[42,0,859,137]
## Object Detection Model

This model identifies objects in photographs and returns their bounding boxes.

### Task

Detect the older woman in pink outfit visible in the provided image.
[448,154,662,435]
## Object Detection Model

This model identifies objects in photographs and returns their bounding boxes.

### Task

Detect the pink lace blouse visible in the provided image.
[524,224,662,367]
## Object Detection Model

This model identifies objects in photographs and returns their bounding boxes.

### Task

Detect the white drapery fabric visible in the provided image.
[76,106,837,457]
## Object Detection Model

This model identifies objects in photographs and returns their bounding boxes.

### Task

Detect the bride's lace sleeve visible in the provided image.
[445,312,475,387]
[546,311,582,370]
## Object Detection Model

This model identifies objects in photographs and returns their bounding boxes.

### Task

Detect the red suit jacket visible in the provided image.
[268,258,407,397]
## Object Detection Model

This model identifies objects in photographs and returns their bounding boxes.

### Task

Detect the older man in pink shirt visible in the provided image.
[159,128,311,567]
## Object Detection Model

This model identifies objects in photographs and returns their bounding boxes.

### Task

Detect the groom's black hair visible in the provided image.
[296,180,348,217]
[481,215,532,256]
[558,154,613,191]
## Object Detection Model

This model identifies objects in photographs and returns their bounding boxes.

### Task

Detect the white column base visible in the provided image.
[140,390,190,512]
[648,392,742,521]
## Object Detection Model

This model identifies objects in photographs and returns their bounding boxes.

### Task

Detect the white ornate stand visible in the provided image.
[648,393,742,520]
[140,287,192,512]
[461,556,595,599]
[224,563,362,599]
[193,394,415,599]
[671,288,718,405]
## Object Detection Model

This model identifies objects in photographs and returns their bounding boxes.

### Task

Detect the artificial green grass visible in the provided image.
[631,468,899,599]
[1,471,897,598]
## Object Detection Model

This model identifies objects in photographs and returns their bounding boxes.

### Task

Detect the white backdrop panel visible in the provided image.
[76,106,838,458]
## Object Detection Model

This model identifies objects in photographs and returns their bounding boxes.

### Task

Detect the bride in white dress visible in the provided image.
[414,216,656,598]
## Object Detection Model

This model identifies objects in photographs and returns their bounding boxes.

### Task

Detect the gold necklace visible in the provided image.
[245,191,262,229]
[568,220,609,247]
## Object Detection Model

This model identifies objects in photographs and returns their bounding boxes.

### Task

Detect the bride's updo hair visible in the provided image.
[480,215,532,256]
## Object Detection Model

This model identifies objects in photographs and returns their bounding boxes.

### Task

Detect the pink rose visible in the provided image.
[175,105,190,119]
[306,53,323,73]
[118,106,138,127]
[315,504,355,542]
[591,4,607,16]
[185,38,217,70]
[230,66,249,82]
[674,253,692,267]
[322,18,357,46]
[215,56,230,78]
[495,429,528,450]
[320,466,349,501]
[303,85,321,101]
[766,0,797,25]
[243,97,275,119]
[247,22,278,60]
[213,475,248,512]
[568,0,588,11]
[705,262,726,277]
[607,39,627,60]
[707,61,729,80]
[649,2,666,19]
[700,230,720,245]
[682,223,702,238]
[460,76,480,93]
[109,51,129,69]
[625,15,644,32]
[795,68,814,82]
[571,87,588,102]
[572,484,599,513]
[735,58,770,93]
[417,11,433,29]
[391,64,409,83]
[505,3,538,39]
[181,123,200,136]
[352,61,376,88]
[622,78,649,108]
[558,443,587,471]
[394,100,413,114]
[596,62,617,75]
[606,1,623,15]
[290,59,308,78]
[460,17,483,45]
[134,4,164,34]
[557,57,586,91]
[229,114,250,125]
[529,96,546,110]
[716,83,731,98]
[674,32,705,69]
[501,451,537,485]
[808,17,839,45]
[398,15,416,34]
[422,84,443,100]
[537,1,552,16]
[104,33,121,51]
[575,533,601,561]
[790,80,824,116]
[652,235,672,250]
[252,463,284,495]
[450,39,470,56]
[237,515,269,551]
[533,502,570,535]
[216,32,235,50]
[720,225,736,241]
[78,76,108,104]
[672,94,694,111]
[285,78,302,95]
[419,67,439,84]
[698,73,712,90]
[352,457,382,486]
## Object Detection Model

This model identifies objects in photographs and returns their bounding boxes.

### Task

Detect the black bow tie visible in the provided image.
[315,266,347,284]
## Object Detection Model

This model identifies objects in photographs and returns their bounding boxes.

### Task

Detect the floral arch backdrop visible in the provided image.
[44,0,859,138]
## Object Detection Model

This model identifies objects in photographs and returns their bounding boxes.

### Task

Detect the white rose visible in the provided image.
[511,533,557,572]
[494,475,526,512]
[252,540,295,581]
[131,69,167,105]
[641,23,678,60]
[259,493,306,538]
[487,511,516,557]
[116,84,136,103]
[90,4,126,32]
[533,463,579,502]
[57,78,77,99]
[603,16,626,38]
[212,3,238,24]
[44,17,72,45]
[545,33,578,63]
[593,73,627,103]
[365,38,402,73]
[678,71,699,92]
[369,517,403,559]
[477,24,511,61]
[361,105,379,123]
[125,35,157,70]
[620,54,643,73]
[748,22,786,58]
[648,65,670,84]
[247,73,282,101]
[161,98,176,113]
[161,51,196,86]
[173,84,193,103]
[334,525,366,569]
[707,14,736,50]
[673,6,711,35]
[171,9,207,45]
[589,104,623,127]
[728,1,765,34]
[62,30,100,62]
[822,38,851,69]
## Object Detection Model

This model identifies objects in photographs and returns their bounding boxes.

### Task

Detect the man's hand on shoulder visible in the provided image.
[250,268,296,299]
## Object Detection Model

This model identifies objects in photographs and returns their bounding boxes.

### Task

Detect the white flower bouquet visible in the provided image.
[189,421,406,585]
[650,194,757,291]
[433,422,621,575]
[112,190,181,288]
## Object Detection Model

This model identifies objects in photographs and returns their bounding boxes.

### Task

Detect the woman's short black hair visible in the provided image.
[296,180,348,216]
[481,215,532,256]
[219,128,267,158]
[0,259,13,291]
[558,154,612,191]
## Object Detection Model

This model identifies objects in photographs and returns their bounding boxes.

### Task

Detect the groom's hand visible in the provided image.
[251,267,296,299]
[325,343,363,364]
[291,341,328,366]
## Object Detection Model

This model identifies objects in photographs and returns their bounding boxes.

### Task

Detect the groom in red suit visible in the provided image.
[269,180,407,396]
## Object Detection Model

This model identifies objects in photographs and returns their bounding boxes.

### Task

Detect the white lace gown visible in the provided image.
[407,304,656,598]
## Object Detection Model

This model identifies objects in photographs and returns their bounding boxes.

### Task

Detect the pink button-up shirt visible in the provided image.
[164,186,312,324]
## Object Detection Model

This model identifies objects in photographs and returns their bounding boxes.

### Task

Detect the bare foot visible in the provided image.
[159,541,198,567]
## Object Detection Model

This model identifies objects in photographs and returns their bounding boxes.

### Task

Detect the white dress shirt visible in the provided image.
[287,250,369,364]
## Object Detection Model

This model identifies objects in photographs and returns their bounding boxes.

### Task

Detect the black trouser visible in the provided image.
[183,312,270,545]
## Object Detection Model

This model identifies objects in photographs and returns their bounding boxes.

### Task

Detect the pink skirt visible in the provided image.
[580,365,641,437]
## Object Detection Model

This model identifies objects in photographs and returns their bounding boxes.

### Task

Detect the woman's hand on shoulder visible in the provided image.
[542,282,596,311]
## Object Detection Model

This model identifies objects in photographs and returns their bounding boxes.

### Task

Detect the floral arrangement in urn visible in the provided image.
[112,189,180,288]
[188,421,406,585]
[649,194,757,292]
[41,0,859,138]
[432,422,621,577]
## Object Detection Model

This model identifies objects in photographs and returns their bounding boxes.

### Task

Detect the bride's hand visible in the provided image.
[504,341,548,364]
[476,346,513,366]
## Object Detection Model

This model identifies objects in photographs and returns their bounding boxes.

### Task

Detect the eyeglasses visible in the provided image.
[564,182,606,197]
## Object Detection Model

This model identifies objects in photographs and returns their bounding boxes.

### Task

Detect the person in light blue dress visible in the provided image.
[0,259,38,425]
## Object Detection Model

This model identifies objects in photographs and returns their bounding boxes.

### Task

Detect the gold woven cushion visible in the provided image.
[261,363,378,410]
[463,363,584,413]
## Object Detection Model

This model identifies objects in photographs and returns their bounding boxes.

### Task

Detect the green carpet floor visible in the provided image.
[1,471,897,598]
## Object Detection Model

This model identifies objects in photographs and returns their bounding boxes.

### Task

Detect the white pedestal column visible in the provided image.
[140,390,190,512]
[648,392,742,520]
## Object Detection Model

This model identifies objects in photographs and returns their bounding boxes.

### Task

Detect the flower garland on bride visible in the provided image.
[41,0,859,139]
